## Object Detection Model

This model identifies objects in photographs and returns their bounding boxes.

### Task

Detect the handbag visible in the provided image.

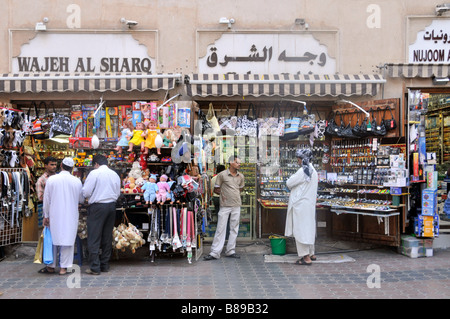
[22,102,36,135]
[340,110,357,138]
[206,103,221,133]
[297,105,315,136]
[282,102,301,140]
[352,111,363,137]
[32,101,49,140]
[325,111,341,137]
[313,105,326,140]
[359,112,372,137]
[372,107,387,136]
[43,226,53,265]
[258,102,285,137]
[382,105,397,131]
[49,101,73,138]
[218,103,237,135]
[236,103,258,137]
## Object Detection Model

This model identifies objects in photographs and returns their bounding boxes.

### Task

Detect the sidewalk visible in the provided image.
[0,238,449,299]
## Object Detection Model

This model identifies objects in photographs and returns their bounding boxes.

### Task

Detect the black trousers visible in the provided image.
[86,202,116,273]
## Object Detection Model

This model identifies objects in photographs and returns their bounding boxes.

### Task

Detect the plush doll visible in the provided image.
[143,120,162,155]
[128,122,146,153]
[142,174,158,204]
[156,174,171,205]
[162,129,176,147]
[115,120,134,154]
[141,103,151,126]
[139,153,147,170]
[167,179,176,204]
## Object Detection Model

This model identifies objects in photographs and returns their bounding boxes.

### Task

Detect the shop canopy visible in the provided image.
[386,63,450,78]
[0,73,181,93]
[185,73,385,98]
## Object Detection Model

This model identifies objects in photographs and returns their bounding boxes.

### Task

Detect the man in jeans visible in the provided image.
[204,156,245,260]
[82,155,121,275]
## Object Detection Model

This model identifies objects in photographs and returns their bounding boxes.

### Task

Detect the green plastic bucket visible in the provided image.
[270,237,286,255]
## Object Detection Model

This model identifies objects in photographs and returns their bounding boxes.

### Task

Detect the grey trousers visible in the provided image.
[87,202,116,273]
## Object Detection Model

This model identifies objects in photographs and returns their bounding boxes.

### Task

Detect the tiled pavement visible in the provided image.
[1,243,450,299]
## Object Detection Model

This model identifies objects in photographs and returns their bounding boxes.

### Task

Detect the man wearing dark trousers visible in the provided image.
[82,155,120,275]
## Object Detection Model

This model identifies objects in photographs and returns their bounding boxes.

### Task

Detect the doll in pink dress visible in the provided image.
[156,174,171,205]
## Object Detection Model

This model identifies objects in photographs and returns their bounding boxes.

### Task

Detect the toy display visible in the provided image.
[143,120,162,155]
[156,174,171,205]
[115,120,134,154]
[142,174,159,204]
[128,122,146,152]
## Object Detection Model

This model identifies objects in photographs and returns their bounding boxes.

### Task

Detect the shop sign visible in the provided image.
[12,33,155,73]
[199,33,336,74]
[409,19,450,63]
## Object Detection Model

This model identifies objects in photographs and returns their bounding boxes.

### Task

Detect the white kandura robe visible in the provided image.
[43,171,84,246]
[284,164,318,245]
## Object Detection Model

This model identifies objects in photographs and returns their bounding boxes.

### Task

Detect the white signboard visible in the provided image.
[199,33,336,74]
[12,33,155,73]
[409,19,450,63]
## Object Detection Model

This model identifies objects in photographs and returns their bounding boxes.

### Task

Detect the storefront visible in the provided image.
[1,1,449,260]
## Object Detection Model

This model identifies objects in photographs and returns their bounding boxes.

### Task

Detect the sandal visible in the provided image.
[38,267,55,274]
[295,257,312,266]
[310,255,317,261]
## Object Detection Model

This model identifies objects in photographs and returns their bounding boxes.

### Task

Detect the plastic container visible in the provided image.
[270,237,286,255]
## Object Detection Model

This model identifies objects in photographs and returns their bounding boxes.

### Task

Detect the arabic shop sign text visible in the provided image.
[199,33,336,75]
[409,19,450,63]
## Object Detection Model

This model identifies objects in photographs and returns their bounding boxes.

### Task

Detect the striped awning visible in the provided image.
[186,73,385,98]
[0,73,181,93]
[386,63,450,78]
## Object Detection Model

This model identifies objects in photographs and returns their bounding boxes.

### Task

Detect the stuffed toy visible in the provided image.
[142,174,158,204]
[162,128,176,147]
[115,120,134,154]
[127,122,146,153]
[156,174,171,205]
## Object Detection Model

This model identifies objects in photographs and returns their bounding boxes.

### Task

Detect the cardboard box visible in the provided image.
[422,189,438,216]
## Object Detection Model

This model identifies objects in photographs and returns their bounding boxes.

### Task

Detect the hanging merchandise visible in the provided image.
[113,212,146,253]
[49,102,73,138]
[325,110,341,137]
[383,104,397,131]
[371,107,387,136]
[32,102,50,140]
[339,111,357,139]
[235,103,258,137]
[282,102,301,140]
[258,102,285,137]
[206,103,221,133]
[313,105,326,140]
[218,103,238,135]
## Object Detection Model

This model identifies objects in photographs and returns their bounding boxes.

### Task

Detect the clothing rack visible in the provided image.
[120,201,203,263]
[0,168,29,247]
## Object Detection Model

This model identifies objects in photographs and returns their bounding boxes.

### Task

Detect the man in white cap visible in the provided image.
[40,157,84,275]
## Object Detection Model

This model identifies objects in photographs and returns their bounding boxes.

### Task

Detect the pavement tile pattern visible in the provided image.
[1,247,450,299]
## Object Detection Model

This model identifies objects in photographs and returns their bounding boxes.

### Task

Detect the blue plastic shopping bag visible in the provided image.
[43,227,53,265]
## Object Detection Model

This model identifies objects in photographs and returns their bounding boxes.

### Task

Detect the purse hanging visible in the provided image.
[236,103,258,137]
[218,103,237,135]
[382,105,397,131]
[297,104,315,136]
[372,107,387,136]
[340,110,357,138]
[313,105,326,140]
[206,103,221,133]
[282,102,301,141]
[49,101,73,138]
[325,111,342,137]
[352,111,362,137]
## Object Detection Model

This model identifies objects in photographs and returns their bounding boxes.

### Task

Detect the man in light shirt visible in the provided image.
[82,155,121,275]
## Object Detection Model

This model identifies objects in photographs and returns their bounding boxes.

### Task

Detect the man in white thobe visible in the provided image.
[41,157,83,275]
[285,149,318,266]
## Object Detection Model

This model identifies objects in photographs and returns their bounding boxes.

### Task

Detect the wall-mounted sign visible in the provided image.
[409,19,450,63]
[12,33,155,73]
[199,33,336,74]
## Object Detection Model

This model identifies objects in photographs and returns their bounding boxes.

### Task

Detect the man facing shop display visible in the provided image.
[204,156,245,260]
